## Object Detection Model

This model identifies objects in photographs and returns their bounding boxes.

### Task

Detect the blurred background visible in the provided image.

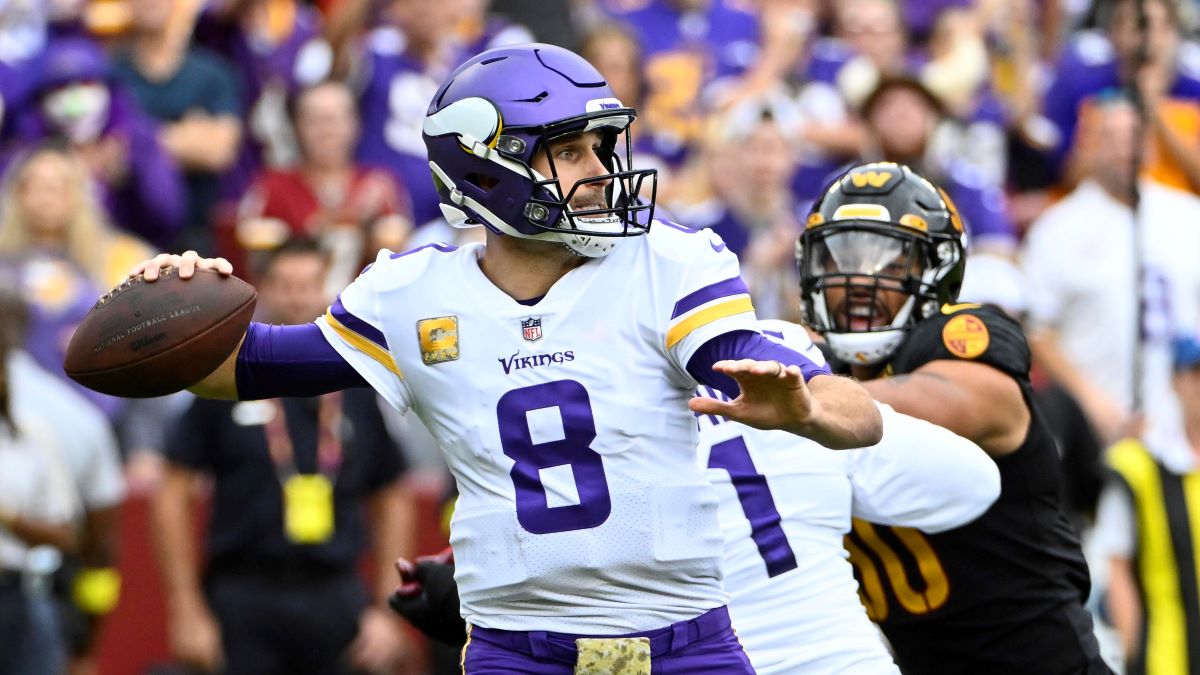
[0,0,1199,673]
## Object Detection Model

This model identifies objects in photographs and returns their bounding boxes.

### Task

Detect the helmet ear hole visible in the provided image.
[465,173,500,193]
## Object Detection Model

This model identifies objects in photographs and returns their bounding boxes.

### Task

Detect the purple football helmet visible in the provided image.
[422,43,656,257]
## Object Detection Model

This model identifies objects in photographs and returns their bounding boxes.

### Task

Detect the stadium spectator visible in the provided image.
[6,37,185,247]
[0,286,125,675]
[1021,96,1200,446]
[787,0,895,200]
[667,95,804,320]
[1098,333,1200,673]
[859,75,1017,260]
[578,23,643,111]
[0,145,155,288]
[151,240,416,675]
[456,0,535,57]
[111,0,243,253]
[349,0,466,227]
[596,0,761,166]
[0,145,154,418]
[236,80,412,293]
[192,0,334,185]
[1045,0,1200,192]
[0,286,79,675]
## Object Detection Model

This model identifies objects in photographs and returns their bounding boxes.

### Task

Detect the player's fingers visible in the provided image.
[688,395,734,418]
[393,558,421,596]
[710,358,757,376]
[195,256,233,275]
[178,250,200,279]
[134,253,174,281]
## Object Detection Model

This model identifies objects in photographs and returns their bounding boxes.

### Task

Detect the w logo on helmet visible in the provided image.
[849,170,895,189]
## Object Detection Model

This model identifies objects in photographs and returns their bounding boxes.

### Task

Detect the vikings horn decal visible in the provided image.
[422,97,503,153]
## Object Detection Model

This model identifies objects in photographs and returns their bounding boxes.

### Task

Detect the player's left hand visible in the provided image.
[347,606,409,673]
[689,359,816,432]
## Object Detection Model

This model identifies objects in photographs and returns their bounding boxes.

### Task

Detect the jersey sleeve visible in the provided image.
[664,228,760,369]
[316,252,414,412]
[849,404,1000,533]
[887,304,1031,380]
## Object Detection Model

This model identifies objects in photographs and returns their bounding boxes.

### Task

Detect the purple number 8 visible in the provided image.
[497,380,612,534]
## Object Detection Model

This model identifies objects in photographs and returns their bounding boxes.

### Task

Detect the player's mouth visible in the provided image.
[570,201,620,228]
[840,301,893,331]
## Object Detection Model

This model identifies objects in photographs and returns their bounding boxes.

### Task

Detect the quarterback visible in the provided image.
[128,45,881,674]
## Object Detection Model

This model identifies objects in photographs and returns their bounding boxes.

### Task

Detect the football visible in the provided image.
[63,267,257,398]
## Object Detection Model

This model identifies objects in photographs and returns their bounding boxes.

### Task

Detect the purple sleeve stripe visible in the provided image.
[762,330,784,340]
[330,297,388,350]
[388,242,459,259]
[687,330,832,399]
[671,276,750,319]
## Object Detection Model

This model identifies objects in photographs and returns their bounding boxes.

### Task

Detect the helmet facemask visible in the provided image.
[424,97,656,258]
[518,115,656,257]
[799,223,963,365]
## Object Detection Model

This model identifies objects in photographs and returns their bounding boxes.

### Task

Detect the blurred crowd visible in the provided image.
[1,0,1200,673]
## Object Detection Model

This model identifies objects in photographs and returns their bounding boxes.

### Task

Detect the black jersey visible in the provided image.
[845,304,1111,675]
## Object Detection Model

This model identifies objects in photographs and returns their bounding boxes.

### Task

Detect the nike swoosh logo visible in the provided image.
[709,239,726,253]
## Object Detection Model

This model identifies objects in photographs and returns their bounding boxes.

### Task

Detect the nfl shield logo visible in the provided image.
[521,317,543,342]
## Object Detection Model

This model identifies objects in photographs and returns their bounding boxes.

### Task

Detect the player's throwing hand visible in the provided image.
[129,250,233,281]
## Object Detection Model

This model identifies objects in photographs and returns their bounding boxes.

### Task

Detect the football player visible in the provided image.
[127,44,883,674]
[796,162,1112,674]
[389,319,1004,675]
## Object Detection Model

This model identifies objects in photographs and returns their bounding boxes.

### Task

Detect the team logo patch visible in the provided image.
[942,314,989,359]
[521,316,543,342]
[417,316,460,365]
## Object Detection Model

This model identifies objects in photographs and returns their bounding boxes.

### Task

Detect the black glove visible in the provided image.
[388,548,467,647]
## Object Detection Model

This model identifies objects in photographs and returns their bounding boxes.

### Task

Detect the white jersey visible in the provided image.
[697,321,1000,675]
[317,222,781,633]
[1022,180,1200,444]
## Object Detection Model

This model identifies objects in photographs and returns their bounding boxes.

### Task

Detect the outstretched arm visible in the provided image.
[863,359,1029,456]
[687,330,882,449]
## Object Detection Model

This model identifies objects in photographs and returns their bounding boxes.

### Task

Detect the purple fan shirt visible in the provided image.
[598,0,760,165]
[1043,30,1200,173]
[10,87,185,247]
[192,4,333,199]
[355,29,457,226]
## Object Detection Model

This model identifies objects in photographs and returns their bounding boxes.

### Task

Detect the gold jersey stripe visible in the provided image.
[666,296,755,349]
[323,311,405,379]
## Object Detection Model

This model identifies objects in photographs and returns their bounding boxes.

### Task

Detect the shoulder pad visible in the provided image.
[887,304,1030,379]
[371,242,460,289]
[647,219,730,259]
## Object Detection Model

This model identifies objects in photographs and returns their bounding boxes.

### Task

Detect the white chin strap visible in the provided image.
[825,330,907,366]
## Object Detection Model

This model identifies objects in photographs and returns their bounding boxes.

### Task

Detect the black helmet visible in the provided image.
[796,162,968,366]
